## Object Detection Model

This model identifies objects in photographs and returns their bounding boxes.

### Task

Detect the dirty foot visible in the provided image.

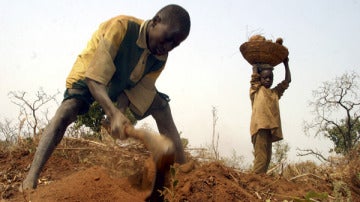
[19,176,37,193]
[177,159,195,173]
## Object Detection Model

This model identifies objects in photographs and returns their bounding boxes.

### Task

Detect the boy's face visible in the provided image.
[147,19,188,56]
[260,69,273,88]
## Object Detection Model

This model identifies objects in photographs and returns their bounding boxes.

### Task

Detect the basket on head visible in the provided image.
[240,36,289,67]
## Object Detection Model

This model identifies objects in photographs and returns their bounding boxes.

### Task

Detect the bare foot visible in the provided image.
[19,177,37,192]
[179,160,195,173]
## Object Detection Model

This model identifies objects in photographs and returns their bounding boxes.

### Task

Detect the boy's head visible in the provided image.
[147,4,191,56]
[259,68,274,89]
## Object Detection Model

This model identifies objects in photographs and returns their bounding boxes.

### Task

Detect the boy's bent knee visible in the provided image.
[54,99,85,125]
[63,88,92,115]
[133,92,170,120]
[153,93,170,109]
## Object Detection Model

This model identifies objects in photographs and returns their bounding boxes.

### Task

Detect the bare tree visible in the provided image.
[300,71,360,159]
[296,148,329,163]
[266,141,290,175]
[221,149,245,170]
[211,106,220,160]
[8,88,59,137]
[0,119,17,143]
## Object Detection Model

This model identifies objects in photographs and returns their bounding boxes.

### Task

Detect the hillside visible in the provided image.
[1,136,359,202]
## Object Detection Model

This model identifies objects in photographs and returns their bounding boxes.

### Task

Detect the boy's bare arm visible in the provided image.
[284,57,291,83]
[86,78,130,139]
[250,65,261,101]
[252,65,258,74]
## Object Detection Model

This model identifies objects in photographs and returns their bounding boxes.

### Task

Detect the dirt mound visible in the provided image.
[173,162,332,201]
[22,166,147,202]
[1,137,359,202]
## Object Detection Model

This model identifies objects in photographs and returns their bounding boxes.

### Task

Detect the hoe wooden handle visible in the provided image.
[124,125,175,201]
[124,125,175,170]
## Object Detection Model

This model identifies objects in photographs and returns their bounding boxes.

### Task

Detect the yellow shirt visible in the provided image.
[65,15,167,116]
[250,73,289,142]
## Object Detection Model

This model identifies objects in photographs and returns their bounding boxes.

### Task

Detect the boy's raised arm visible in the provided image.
[250,65,261,101]
[252,65,258,74]
[284,57,291,83]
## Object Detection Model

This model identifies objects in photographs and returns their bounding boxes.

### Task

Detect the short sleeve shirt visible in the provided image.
[65,15,167,116]
[249,73,289,142]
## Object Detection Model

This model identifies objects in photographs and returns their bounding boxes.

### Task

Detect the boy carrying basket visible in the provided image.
[240,35,292,174]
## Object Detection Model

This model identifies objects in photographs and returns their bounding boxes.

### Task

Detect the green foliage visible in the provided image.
[170,166,179,188]
[159,165,179,202]
[276,190,329,202]
[327,118,360,154]
[303,190,328,201]
[268,141,290,174]
[304,71,360,157]
[333,181,352,201]
[74,102,138,137]
[272,141,290,164]
[124,107,138,125]
[181,137,189,149]
[75,102,104,133]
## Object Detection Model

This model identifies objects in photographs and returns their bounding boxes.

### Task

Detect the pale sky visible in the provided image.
[1,0,359,165]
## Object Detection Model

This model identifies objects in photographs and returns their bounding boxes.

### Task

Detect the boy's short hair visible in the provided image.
[254,64,274,73]
[156,4,191,36]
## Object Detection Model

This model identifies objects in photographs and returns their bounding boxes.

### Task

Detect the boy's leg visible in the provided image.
[146,93,186,164]
[265,132,272,169]
[252,129,272,174]
[116,91,185,164]
[117,92,189,201]
[22,98,85,190]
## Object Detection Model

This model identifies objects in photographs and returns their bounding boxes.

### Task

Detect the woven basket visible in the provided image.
[239,41,289,67]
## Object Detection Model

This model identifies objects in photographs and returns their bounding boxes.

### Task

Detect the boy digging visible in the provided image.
[22,4,190,200]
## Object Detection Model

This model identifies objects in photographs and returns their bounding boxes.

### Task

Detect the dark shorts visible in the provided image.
[63,88,94,115]
[63,84,170,118]
[134,91,170,119]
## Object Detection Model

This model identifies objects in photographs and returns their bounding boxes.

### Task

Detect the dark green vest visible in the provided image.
[107,21,165,101]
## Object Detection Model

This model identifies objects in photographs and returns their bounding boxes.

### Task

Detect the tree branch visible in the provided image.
[296,148,329,163]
